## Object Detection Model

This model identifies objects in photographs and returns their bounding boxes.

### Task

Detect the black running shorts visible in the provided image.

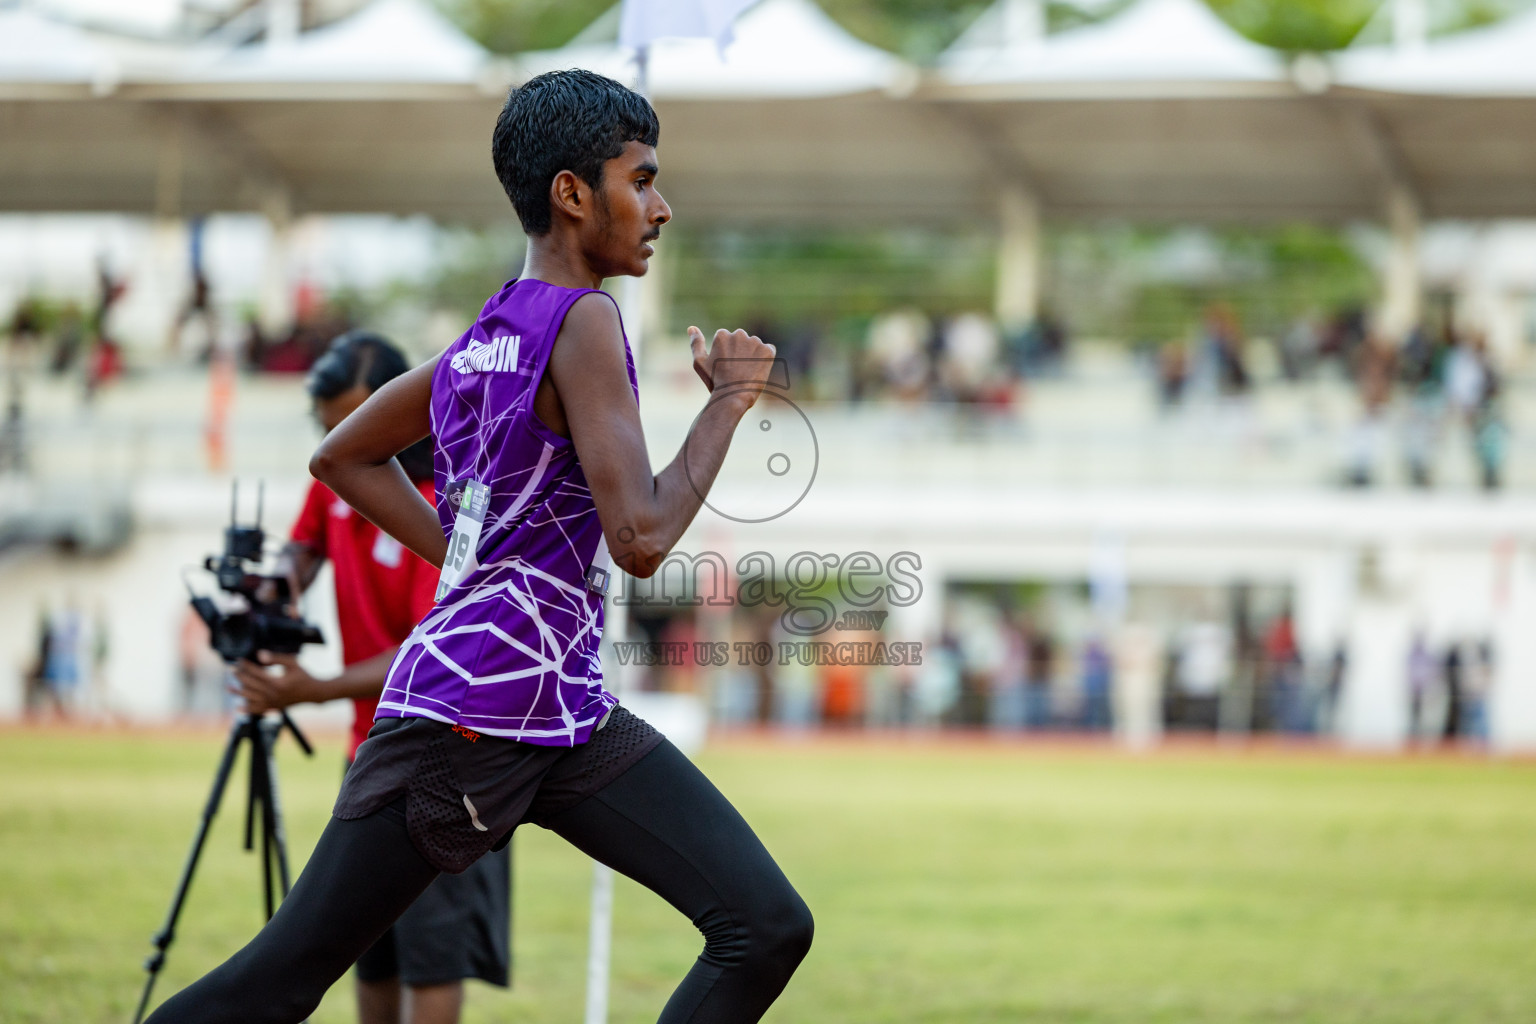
[334,705,663,873]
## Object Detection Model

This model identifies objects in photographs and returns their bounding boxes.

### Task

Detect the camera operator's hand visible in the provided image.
[254,543,319,613]
[231,652,323,713]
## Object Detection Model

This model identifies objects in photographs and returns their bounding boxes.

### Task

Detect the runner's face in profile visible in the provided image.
[589,140,670,279]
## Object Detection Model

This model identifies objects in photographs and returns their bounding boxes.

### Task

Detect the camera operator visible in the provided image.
[232,331,509,1024]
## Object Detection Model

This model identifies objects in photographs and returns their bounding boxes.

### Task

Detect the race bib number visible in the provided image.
[436,479,489,601]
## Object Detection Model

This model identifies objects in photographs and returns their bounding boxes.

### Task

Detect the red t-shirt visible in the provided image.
[290,478,438,758]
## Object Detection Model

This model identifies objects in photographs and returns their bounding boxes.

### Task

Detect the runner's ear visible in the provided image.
[550,169,586,224]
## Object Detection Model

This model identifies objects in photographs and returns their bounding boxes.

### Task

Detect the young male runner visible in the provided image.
[231,330,512,1024]
[145,69,812,1024]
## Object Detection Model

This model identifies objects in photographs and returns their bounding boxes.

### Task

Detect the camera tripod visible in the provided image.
[132,703,314,1024]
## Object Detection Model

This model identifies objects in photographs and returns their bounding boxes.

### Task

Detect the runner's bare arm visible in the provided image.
[309,358,449,569]
[540,293,773,579]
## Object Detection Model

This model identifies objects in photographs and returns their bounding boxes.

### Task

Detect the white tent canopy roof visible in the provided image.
[516,0,914,99]
[178,0,491,85]
[1335,5,1536,96]
[938,0,1287,93]
[0,8,109,84]
[3,0,1536,222]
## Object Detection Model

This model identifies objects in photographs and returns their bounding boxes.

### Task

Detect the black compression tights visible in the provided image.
[144,740,813,1024]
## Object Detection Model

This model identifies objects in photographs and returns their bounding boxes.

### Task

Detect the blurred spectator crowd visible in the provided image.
[19,599,109,720]
[5,273,358,386]
[621,587,1493,745]
[850,309,1068,408]
[3,239,1521,494]
[1154,303,1509,490]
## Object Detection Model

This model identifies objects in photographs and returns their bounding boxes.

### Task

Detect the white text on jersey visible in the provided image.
[451,335,522,375]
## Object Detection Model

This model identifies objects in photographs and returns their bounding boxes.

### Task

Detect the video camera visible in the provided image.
[190,482,324,663]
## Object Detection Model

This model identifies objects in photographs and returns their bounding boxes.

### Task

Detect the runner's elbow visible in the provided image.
[308,443,337,487]
[611,526,669,579]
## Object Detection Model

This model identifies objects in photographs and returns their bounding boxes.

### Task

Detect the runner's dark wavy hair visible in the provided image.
[492,68,660,236]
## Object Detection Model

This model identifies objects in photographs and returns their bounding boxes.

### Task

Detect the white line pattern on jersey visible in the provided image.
[378,282,630,746]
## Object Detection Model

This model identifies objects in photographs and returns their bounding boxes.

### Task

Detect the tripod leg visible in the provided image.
[133,715,250,1024]
[259,717,296,897]
[244,722,259,853]
[248,725,276,921]
[256,718,309,1024]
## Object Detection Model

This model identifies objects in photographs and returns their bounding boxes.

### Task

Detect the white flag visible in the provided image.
[619,0,761,51]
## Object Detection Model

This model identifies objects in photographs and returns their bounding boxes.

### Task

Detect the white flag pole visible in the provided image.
[582,855,616,1024]
[584,44,649,1024]
[618,44,651,376]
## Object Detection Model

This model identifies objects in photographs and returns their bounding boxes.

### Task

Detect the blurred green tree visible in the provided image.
[1204,0,1377,51]
[435,0,1535,58]
[435,0,611,52]
[666,227,995,376]
[1122,225,1377,343]
[1206,0,1534,51]
[433,0,1135,56]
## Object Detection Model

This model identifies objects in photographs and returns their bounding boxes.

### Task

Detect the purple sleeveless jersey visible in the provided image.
[377,279,635,745]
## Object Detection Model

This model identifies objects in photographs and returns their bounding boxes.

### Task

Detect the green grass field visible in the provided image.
[3,728,1535,1024]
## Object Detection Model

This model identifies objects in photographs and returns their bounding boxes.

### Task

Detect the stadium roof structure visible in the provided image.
[158,0,502,96]
[0,7,112,91]
[922,0,1392,224]
[937,0,1287,96]
[511,0,967,224]
[1322,5,1536,220]
[516,0,914,100]
[0,0,1535,228]
[0,0,515,218]
[0,0,946,222]
[916,0,1536,225]
[1334,4,1536,96]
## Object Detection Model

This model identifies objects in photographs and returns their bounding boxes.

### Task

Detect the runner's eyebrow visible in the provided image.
[634,162,659,177]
